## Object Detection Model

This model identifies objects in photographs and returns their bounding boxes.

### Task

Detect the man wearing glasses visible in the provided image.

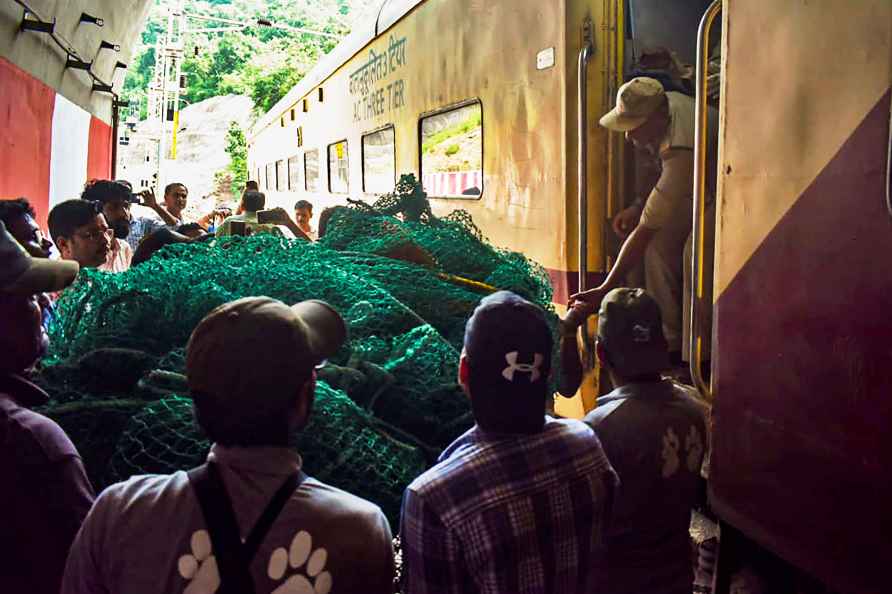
[48,200,117,270]
[80,181,138,273]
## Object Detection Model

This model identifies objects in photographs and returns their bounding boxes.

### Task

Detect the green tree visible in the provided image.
[224,121,248,194]
[182,35,251,104]
[122,0,372,118]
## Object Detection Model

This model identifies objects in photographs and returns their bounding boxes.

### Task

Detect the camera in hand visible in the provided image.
[256,209,278,225]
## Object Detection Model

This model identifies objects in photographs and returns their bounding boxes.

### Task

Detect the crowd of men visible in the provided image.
[15,179,319,275]
[1,76,712,594]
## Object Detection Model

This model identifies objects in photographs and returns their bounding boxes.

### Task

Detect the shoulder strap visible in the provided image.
[188,462,306,594]
[188,463,255,594]
[243,470,306,561]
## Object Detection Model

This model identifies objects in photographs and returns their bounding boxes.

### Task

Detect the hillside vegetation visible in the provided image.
[123,0,373,119]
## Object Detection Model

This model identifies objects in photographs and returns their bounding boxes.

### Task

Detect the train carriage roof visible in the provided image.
[251,0,424,139]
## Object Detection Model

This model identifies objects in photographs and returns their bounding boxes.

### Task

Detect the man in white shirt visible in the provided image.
[218,191,310,240]
[294,200,317,240]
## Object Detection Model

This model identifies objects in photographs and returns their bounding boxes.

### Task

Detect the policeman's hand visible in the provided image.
[612,205,642,239]
[569,286,608,308]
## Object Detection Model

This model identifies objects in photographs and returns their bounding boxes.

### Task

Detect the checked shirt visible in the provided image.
[400,417,617,594]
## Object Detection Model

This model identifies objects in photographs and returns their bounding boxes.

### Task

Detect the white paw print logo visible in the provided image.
[178,530,220,594]
[660,427,681,478]
[685,426,704,473]
[268,530,332,594]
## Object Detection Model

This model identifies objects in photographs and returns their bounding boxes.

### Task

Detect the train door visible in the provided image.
[706,1,892,592]
[556,0,716,419]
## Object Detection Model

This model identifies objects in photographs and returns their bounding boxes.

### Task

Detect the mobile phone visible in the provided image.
[230,221,247,236]
[256,209,277,224]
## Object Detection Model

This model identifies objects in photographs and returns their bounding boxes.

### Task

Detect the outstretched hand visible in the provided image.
[138,189,158,209]
[560,301,597,336]
[612,205,641,239]
[569,286,608,309]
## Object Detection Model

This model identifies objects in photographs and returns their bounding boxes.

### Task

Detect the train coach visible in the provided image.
[247,0,716,415]
[246,0,703,314]
[249,1,892,592]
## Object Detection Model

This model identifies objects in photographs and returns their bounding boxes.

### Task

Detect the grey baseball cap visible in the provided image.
[597,287,670,377]
[186,297,347,412]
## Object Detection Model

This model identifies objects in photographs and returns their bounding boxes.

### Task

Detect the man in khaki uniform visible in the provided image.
[572,77,716,363]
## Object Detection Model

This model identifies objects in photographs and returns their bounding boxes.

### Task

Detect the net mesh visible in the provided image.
[35,175,556,525]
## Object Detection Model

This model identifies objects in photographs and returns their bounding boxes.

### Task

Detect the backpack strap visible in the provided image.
[243,469,305,561]
[188,462,305,594]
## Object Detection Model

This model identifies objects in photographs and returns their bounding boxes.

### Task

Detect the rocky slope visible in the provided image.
[117,94,254,220]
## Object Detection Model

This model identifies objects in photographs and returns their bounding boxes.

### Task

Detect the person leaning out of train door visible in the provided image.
[571,77,717,366]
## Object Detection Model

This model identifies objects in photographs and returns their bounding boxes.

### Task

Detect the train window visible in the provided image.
[328,140,349,194]
[275,160,285,191]
[420,101,483,199]
[288,155,300,191]
[362,126,395,194]
[265,163,275,191]
[305,149,320,191]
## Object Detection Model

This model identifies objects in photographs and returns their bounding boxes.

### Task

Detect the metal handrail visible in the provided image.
[578,17,595,292]
[886,98,892,217]
[689,0,721,399]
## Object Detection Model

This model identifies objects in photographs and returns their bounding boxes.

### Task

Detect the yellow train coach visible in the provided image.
[247,0,711,308]
[249,1,892,592]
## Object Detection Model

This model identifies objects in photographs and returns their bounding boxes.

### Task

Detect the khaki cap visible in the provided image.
[599,77,666,132]
[0,220,79,296]
[186,297,347,414]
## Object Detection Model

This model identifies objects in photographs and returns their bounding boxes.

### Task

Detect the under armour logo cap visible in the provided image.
[502,352,544,382]
[464,291,553,391]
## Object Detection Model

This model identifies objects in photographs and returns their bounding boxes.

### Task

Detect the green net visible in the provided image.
[35,175,556,525]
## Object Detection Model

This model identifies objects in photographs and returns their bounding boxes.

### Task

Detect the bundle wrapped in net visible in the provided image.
[35,175,556,524]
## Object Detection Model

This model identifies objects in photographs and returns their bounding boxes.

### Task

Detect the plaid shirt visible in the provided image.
[127,216,168,251]
[400,417,617,594]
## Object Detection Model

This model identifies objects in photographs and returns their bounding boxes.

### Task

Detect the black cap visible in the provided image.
[597,288,670,377]
[464,291,553,393]
[82,180,138,204]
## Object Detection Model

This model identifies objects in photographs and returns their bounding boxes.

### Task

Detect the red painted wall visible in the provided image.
[0,57,55,228]
[87,116,112,182]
